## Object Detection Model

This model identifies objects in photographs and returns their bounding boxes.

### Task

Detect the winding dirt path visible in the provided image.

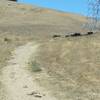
[2,42,57,100]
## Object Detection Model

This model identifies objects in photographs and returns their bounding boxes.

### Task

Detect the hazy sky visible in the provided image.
[18,0,88,15]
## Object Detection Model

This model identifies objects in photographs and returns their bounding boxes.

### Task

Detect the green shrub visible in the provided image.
[29,61,42,72]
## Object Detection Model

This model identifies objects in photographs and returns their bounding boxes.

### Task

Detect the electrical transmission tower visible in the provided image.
[87,0,100,31]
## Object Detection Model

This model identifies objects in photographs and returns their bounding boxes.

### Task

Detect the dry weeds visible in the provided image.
[30,33,100,100]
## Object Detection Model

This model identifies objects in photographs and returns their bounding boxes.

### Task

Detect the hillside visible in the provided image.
[32,34,100,100]
[0,0,100,100]
[0,0,87,39]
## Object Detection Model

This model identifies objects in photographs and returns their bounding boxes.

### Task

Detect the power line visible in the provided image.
[87,0,100,31]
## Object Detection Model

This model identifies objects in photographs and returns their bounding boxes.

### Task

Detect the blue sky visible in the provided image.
[18,0,88,15]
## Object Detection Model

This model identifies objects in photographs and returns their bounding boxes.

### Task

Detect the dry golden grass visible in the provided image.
[0,32,35,100]
[0,1,100,100]
[30,33,100,100]
[0,32,36,69]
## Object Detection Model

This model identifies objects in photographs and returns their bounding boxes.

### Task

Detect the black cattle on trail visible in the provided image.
[65,32,94,37]
[65,32,81,37]
[52,35,61,38]
[70,33,81,37]
[87,32,93,35]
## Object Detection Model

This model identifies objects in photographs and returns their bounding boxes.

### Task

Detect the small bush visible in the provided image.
[4,38,11,43]
[29,61,42,72]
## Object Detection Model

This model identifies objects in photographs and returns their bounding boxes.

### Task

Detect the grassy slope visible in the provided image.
[30,33,100,100]
[0,32,35,100]
[0,1,98,100]
[0,0,87,71]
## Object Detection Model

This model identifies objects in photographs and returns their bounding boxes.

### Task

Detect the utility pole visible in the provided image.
[87,0,100,31]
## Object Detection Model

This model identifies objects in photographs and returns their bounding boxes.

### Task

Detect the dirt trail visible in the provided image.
[1,42,57,100]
